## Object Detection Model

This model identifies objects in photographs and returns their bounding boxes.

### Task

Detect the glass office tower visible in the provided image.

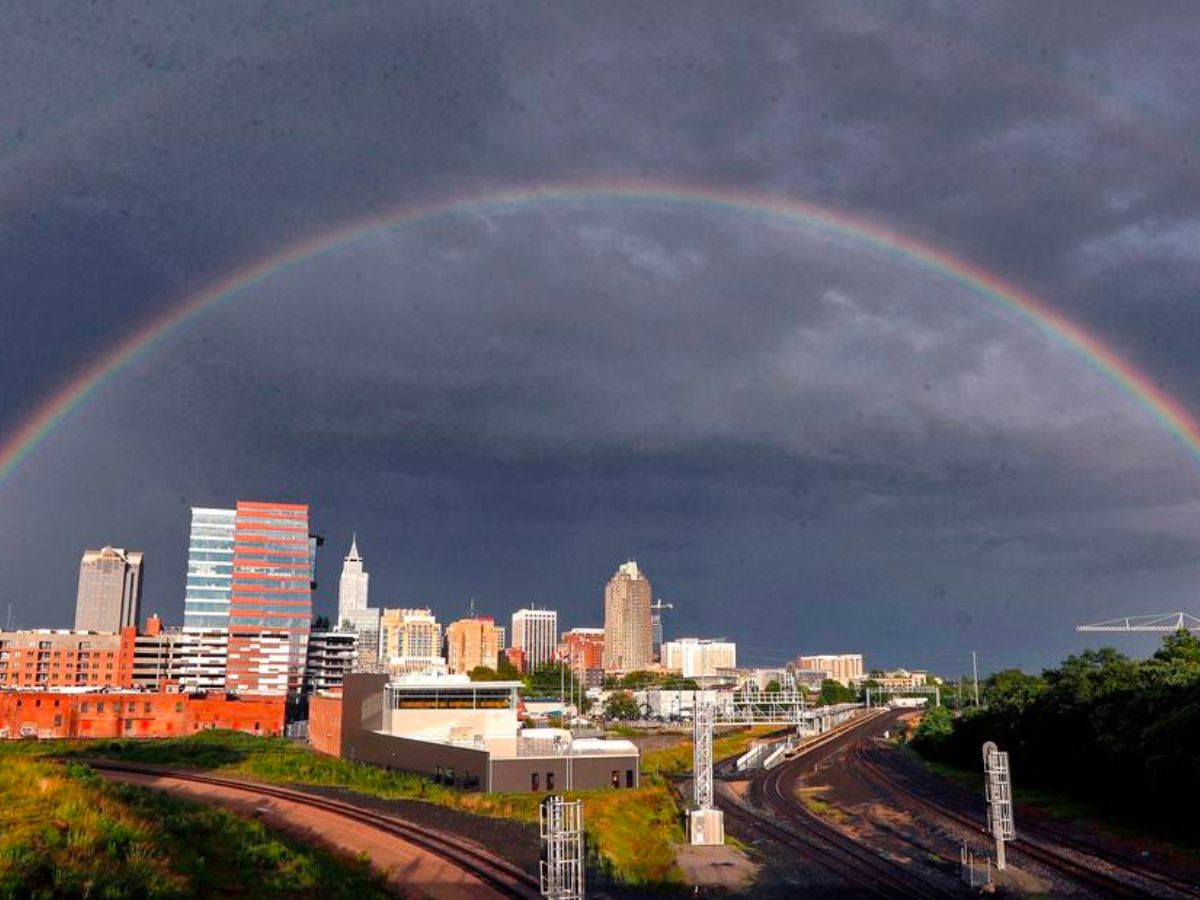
[226,501,313,695]
[181,502,313,695]
[183,508,237,630]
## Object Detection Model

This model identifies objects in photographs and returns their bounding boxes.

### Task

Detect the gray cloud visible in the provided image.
[2,2,1200,669]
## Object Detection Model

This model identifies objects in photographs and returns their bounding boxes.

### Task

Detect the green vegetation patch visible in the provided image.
[909,629,1200,847]
[642,725,779,776]
[5,722,784,889]
[57,730,682,887]
[65,730,455,803]
[0,757,393,899]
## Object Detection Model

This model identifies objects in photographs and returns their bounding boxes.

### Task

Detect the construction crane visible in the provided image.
[1076,611,1200,633]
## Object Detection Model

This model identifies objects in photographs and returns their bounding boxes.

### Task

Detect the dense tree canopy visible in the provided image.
[818,679,857,706]
[604,690,641,720]
[523,662,572,697]
[468,656,522,682]
[912,630,1200,835]
[602,670,700,691]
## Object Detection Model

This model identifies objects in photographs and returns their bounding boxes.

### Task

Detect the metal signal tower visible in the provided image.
[982,741,1015,870]
[687,695,862,845]
[540,796,585,899]
[689,703,724,845]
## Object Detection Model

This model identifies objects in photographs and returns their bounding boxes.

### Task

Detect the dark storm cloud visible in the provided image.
[2,2,1200,667]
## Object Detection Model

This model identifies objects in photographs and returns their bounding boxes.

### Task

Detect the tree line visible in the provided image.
[911,630,1200,834]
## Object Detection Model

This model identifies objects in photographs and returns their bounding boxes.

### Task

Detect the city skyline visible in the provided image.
[9,517,1170,676]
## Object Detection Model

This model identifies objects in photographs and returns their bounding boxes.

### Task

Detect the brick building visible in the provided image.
[0,630,123,689]
[0,688,285,740]
[560,627,605,687]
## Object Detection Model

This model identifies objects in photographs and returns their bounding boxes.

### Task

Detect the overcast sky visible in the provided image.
[3,2,1200,673]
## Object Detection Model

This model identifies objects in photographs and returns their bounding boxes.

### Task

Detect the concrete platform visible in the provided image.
[689,807,725,845]
[677,844,758,890]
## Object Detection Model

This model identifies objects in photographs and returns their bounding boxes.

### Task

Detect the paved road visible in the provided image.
[100,770,508,900]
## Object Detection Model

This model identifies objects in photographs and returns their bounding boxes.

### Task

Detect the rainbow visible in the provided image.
[4,180,1200,488]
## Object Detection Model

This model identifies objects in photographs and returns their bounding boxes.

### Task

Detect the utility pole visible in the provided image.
[972,651,980,707]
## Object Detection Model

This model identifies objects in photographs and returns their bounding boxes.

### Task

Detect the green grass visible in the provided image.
[795,786,850,824]
[642,725,778,776]
[0,756,395,899]
[7,731,690,887]
[2,725,786,889]
[62,731,459,803]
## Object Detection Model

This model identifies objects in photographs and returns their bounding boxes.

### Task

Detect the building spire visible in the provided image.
[348,532,360,560]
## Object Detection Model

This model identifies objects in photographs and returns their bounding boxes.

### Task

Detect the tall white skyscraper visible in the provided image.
[511,607,558,671]
[335,535,380,668]
[336,535,376,629]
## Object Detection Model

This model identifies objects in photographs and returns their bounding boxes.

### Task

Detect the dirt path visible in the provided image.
[100,770,507,900]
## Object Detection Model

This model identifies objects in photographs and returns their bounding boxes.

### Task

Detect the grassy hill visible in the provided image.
[0,756,394,899]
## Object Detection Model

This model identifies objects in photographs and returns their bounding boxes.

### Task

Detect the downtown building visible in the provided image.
[603,561,653,673]
[119,615,184,689]
[445,616,503,675]
[303,630,359,693]
[793,653,864,688]
[380,608,445,676]
[0,629,124,689]
[560,627,605,688]
[74,546,144,633]
[0,688,285,741]
[661,637,737,678]
[511,607,558,672]
[662,638,734,681]
[334,535,381,669]
[304,535,384,691]
[181,502,317,696]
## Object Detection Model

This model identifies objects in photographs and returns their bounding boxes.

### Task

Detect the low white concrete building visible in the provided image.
[323,672,640,793]
[634,688,736,719]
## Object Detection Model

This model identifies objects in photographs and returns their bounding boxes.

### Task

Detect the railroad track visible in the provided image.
[718,710,963,899]
[851,742,1200,899]
[84,759,542,899]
